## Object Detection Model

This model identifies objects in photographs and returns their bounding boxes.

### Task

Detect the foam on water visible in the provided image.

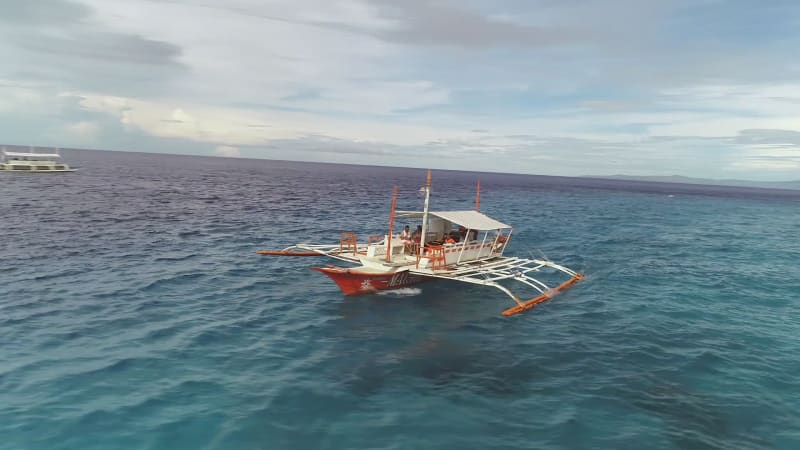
[1,150,799,450]
[375,287,424,297]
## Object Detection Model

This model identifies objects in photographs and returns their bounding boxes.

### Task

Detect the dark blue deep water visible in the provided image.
[2,150,799,450]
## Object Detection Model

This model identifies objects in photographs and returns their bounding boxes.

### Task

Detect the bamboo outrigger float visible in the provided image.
[259,170,584,317]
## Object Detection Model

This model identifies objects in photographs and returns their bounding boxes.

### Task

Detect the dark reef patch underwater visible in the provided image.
[1,149,799,449]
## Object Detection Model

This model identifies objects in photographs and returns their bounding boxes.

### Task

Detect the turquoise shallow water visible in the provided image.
[2,150,799,450]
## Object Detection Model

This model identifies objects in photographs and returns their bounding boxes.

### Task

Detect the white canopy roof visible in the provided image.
[3,151,61,158]
[397,210,511,230]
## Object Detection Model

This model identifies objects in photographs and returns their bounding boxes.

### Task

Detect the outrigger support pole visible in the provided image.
[410,257,584,317]
[257,248,323,256]
[257,244,345,257]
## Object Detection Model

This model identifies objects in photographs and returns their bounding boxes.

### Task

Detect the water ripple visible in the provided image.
[1,151,799,449]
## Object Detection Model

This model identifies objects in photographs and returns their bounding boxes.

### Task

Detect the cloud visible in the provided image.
[2,0,800,180]
[0,0,185,97]
[736,129,800,146]
[364,0,590,48]
[14,31,182,66]
[0,81,47,113]
[60,85,800,180]
[213,145,241,157]
[0,0,91,25]
[72,92,465,145]
[729,129,800,172]
[65,121,100,139]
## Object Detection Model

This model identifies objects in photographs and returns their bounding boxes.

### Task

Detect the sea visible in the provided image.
[1,149,799,450]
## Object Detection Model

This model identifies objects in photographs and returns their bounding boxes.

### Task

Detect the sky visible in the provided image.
[1,0,799,180]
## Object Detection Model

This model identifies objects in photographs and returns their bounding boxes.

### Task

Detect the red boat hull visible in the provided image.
[311,267,427,295]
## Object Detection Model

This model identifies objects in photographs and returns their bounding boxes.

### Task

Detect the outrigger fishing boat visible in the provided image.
[259,171,584,316]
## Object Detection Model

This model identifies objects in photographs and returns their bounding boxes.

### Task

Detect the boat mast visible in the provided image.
[386,186,398,263]
[419,169,432,251]
[475,180,480,211]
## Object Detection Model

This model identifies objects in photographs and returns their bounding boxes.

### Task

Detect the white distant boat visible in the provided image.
[0,147,76,173]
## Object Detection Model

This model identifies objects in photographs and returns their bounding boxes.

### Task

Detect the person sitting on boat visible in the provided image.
[412,225,422,243]
[400,225,411,243]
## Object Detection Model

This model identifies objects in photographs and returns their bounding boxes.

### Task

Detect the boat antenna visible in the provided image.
[386,186,398,263]
[475,179,481,211]
[419,169,432,251]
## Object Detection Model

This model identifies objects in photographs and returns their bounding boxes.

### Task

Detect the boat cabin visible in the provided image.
[361,210,512,271]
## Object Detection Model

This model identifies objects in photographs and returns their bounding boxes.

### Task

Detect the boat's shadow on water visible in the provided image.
[335,335,540,398]
[324,282,550,398]
[620,375,774,450]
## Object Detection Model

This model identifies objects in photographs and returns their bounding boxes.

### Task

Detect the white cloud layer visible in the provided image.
[65,120,100,140]
[1,0,799,180]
